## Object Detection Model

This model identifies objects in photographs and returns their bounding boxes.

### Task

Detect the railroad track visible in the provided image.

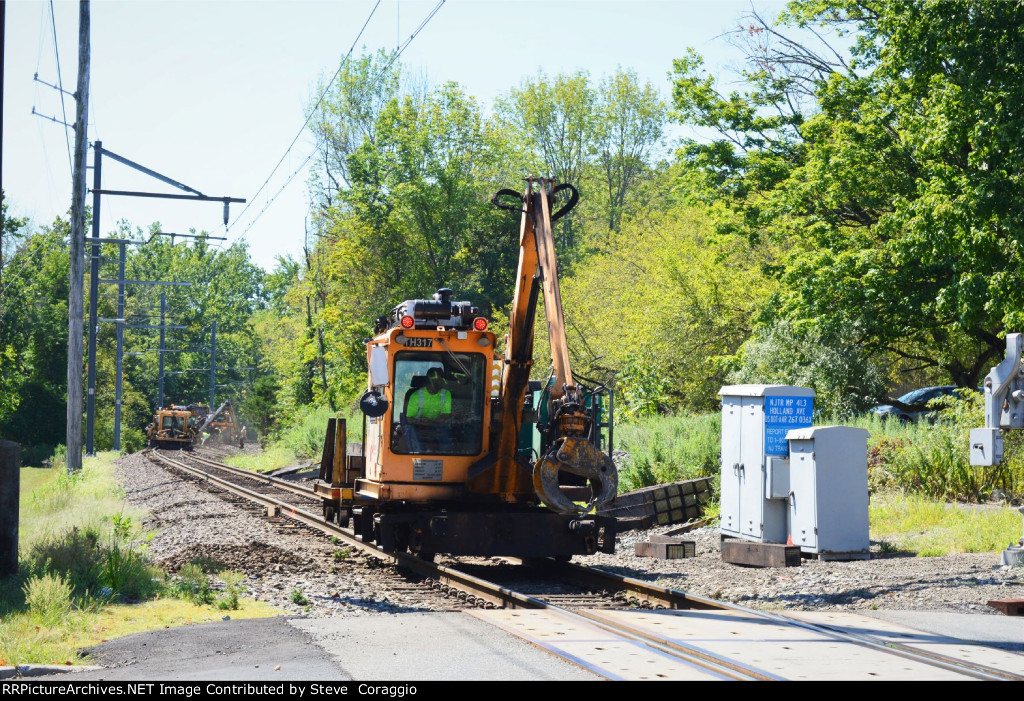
[146,449,1024,681]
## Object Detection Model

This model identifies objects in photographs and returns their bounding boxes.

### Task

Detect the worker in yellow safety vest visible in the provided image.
[409,367,452,420]
[403,367,454,453]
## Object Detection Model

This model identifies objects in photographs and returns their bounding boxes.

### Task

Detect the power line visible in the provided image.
[227,0,383,236]
[232,148,318,242]
[48,0,73,178]
[230,0,448,244]
[35,2,46,74]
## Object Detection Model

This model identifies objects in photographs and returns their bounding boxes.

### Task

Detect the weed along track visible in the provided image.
[142,448,1024,680]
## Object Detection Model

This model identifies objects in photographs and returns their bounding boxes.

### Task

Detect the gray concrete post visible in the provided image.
[0,440,21,576]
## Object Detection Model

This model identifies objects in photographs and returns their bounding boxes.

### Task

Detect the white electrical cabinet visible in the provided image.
[719,385,815,543]
[785,426,870,559]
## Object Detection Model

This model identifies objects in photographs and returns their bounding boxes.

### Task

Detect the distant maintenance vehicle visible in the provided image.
[146,404,202,449]
[147,400,245,449]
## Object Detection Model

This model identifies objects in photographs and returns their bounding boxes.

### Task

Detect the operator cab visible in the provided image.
[369,288,492,457]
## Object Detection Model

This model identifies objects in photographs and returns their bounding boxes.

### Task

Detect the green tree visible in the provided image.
[727,318,889,418]
[123,230,265,419]
[0,193,30,419]
[309,80,524,407]
[559,191,777,412]
[243,375,281,445]
[671,0,1024,391]
[495,71,596,252]
[307,49,405,202]
[0,191,29,302]
[594,70,667,232]
[0,218,71,452]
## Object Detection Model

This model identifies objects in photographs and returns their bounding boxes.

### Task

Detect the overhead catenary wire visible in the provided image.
[226,0,384,237]
[48,0,73,179]
[230,0,447,244]
[35,3,46,74]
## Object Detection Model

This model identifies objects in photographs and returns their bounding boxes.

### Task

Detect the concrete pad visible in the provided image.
[788,610,1024,676]
[289,612,601,681]
[468,609,727,681]
[860,609,1024,653]
[591,608,977,680]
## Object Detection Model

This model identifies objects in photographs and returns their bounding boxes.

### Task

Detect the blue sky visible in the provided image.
[3,0,787,270]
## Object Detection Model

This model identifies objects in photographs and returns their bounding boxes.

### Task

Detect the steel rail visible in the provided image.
[526,560,1022,681]
[145,450,510,608]
[174,450,318,500]
[148,449,1020,680]
[532,564,1024,681]
[147,449,362,544]
[767,609,1024,681]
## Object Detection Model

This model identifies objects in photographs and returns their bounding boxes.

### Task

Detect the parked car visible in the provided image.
[870,385,976,423]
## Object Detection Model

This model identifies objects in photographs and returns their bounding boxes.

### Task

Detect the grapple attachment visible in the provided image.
[533,436,618,515]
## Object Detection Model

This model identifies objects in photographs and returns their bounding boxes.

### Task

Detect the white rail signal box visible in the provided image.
[719,385,815,543]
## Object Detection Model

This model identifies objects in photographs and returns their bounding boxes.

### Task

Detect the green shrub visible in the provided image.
[24,513,160,604]
[279,406,344,459]
[100,514,161,601]
[615,351,676,420]
[49,444,68,470]
[727,319,888,419]
[23,573,75,628]
[289,589,309,606]
[118,428,147,455]
[25,527,104,597]
[215,571,246,611]
[861,393,1024,502]
[169,564,214,605]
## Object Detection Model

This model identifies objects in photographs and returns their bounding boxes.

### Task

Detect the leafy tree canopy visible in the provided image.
[671,0,1024,389]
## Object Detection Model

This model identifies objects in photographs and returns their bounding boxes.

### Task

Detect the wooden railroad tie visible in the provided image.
[987,598,1024,616]
[600,478,713,531]
[635,534,696,559]
[721,538,801,568]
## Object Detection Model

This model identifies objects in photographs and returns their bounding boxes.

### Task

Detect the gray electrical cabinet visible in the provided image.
[719,385,815,543]
[785,426,870,559]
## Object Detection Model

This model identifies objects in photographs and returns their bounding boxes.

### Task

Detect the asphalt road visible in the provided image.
[59,614,600,682]
[12,609,1024,681]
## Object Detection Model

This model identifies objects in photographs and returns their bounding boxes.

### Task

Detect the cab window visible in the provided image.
[390,350,486,455]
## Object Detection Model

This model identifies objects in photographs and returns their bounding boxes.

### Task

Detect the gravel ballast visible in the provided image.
[116,451,1024,618]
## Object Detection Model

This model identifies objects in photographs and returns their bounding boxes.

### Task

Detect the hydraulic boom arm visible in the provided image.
[484,178,617,515]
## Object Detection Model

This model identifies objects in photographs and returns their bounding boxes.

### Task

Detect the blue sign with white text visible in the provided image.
[764,395,814,455]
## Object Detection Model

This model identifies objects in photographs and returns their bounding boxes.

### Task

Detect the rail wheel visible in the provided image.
[335,508,351,529]
[323,500,336,523]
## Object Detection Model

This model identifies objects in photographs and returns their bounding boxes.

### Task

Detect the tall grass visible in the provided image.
[871,492,1022,555]
[280,406,346,458]
[18,451,145,552]
[850,394,1024,502]
[1,447,278,666]
[222,445,301,473]
[615,413,721,491]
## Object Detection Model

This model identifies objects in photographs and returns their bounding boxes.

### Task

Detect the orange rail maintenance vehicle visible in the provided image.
[315,178,618,560]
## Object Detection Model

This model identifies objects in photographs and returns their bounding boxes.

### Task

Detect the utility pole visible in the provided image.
[83,144,241,451]
[66,0,90,472]
[113,243,126,450]
[209,321,217,409]
[98,266,187,448]
[158,292,166,408]
[85,140,102,455]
